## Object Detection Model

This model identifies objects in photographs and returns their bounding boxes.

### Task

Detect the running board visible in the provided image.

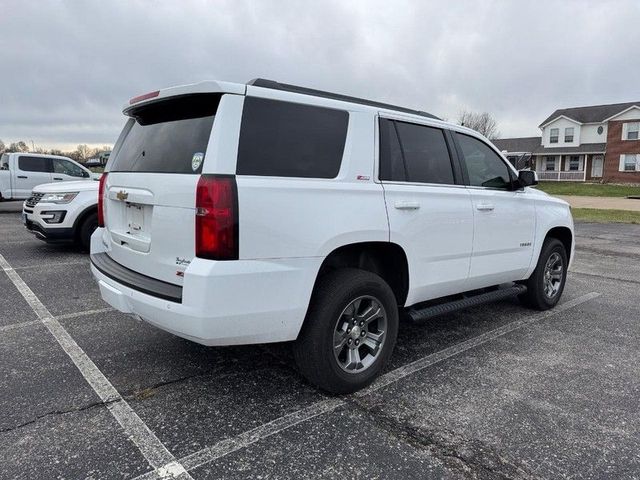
[407,284,527,324]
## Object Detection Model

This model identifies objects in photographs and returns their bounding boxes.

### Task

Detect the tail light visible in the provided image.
[97,173,108,227]
[195,175,238,260]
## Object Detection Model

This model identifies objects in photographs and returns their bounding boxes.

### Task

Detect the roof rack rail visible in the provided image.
[247,78,440,120]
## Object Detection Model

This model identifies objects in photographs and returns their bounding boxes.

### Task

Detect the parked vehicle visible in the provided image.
[1,153,95,201]
[23,180,99,249]
[90,79,574,393]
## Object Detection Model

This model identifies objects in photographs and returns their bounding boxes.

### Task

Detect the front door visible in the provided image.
[52,158,88,182]
[453,132,536,288]
[379,118,474,305]
[592,156,604,178]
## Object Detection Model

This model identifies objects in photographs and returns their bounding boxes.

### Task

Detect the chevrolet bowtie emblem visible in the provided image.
[116,190,128,201]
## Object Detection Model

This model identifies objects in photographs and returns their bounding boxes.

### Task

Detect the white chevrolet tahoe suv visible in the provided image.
[23,180,98,249]
[91,79,574,393]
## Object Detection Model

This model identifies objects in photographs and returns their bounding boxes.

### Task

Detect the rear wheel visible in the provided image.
[520,238,568,310]
[293,268,399,394]
[78,212,98,251]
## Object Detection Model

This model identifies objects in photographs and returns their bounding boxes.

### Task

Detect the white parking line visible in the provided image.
[0,319,41,333]
[0,308,114,334]
[132,291,601,479]
[55,307,115,320]
[0,254,193,480]
[13,260,88,271]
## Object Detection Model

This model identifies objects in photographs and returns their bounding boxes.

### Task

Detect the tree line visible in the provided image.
[0,139,111,164]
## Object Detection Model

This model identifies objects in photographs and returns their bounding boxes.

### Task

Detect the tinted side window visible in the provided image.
[237,97,348,178]
[18,156,51,172]
[456,133,512,189]
[395,122,454,184]
[379,119,454,184]
[379,119,406,181]
[53,159,85,177]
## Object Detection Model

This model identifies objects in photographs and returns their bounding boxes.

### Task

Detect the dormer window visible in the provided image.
[564,127,574,143]
[550,128,559,143]
[624,122,639,140]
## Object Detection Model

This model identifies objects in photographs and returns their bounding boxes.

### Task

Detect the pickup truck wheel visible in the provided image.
[78,212,98,251]
[293,268,398,394]
[519,238,567,310]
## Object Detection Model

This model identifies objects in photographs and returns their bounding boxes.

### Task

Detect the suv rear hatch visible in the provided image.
[103,94,220,286]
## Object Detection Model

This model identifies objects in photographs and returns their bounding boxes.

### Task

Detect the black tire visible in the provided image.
[519,238,568,310]
[78,212,98,251]
[293,268,399,394]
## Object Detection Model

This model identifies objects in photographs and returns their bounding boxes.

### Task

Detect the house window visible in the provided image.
[624,154,638,171]
[545,156,556,171]
[569,155,580,171]
[626,122,639,140]
[564,127,574,143]
[550,128,559,143]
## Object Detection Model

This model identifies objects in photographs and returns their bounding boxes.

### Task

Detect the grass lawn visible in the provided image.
[536,182,640,197]
[572,208,640,224]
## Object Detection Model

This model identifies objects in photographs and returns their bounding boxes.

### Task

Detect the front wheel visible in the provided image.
[293,268,399,394]
[78,212,98,251]
[520,238,568,310]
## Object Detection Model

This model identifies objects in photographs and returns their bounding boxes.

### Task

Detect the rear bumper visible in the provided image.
[90,232,322,346]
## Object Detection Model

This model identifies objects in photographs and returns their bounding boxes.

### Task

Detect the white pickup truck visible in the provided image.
[0,152,94,200]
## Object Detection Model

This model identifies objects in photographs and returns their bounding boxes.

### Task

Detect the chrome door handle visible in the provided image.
[476,203,495,211]
[394,201,420,210]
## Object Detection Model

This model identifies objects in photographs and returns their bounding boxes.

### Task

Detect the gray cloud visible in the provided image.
[1,0,639,149]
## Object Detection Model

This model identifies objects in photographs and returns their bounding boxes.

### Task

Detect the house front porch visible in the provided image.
[533,153,605,182]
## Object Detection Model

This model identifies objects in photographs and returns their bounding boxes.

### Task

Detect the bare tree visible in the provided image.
[7,141,29,153]
[0,139,5,155]
[458,111,500,140]
[76,144,91,162]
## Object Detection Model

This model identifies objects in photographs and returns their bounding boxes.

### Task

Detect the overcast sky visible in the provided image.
[1,0,639,150]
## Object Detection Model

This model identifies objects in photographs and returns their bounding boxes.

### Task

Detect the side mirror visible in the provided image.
[518,170,538,187]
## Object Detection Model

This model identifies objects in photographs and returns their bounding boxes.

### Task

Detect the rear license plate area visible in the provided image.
[126,203,146,236]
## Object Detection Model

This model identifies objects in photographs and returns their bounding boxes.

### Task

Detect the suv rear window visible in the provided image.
[237,97,348,178]
[109,94,220,174]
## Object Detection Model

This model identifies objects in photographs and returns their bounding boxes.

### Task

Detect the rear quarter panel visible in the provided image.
[235,110,388,259]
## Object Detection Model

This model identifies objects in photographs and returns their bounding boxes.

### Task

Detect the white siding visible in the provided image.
[608,107,640,122]
[541,117,581,147]
[581,124,607,143]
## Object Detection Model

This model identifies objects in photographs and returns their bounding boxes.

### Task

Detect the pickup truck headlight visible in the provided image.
[40,192,78,204]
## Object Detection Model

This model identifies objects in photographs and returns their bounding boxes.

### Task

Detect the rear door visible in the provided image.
[103,93,221,285]
[453,132,536,288]
[15,156,53,197]
[379,117,474,304]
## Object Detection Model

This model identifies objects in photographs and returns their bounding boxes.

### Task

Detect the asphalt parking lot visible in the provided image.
[1,209,639,480]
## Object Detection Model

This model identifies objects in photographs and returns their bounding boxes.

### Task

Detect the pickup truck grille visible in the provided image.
[25,192,44,208]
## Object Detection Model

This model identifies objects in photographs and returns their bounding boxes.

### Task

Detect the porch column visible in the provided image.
[558,155,562,181]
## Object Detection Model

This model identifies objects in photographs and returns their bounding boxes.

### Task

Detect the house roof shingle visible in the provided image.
[533,143,606,155]
[493,136,606,155]
[492,137,541,153]
[539,101,640,127]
